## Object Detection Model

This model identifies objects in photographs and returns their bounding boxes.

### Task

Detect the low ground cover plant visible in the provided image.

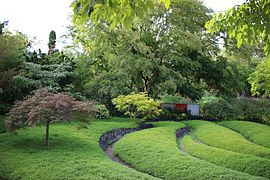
[219,121,270,148]
[0,119,157,180]
[181,135,270,178]
[185,120,270,159]
[113,122,259,179]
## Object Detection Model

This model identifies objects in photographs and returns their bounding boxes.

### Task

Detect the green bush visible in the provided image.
[0,103,12,115]
[157,108,178,120]
[0,115,6,133]
[234,98,270,124]
[200,98,242,120]
[95,104,110,119]
[199,96,270,124]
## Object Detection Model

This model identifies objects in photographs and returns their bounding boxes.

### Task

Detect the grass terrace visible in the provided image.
[219,121,270,148]
[113,121,260,179]
[184,120,270,159]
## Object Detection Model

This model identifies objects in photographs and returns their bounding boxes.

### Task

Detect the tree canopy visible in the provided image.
[70,0,240,103]
[72,0,170,29]
[206,0,270,56]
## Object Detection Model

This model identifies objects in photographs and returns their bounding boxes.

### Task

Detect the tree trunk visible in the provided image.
[45,121,50,147]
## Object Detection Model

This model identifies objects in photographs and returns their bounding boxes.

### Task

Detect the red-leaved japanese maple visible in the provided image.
[5,88,96,147]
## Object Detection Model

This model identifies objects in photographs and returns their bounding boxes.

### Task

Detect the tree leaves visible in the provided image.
[248,57,270,97]
[205,0,270,56]
[112,92,160,119]
[71,0,170,30]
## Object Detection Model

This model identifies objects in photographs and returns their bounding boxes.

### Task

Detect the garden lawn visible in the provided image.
[184,120,270,159]
[113,121,261,179]
[0,118,158,180]
[181,135,270,178]
[219,121,270,148]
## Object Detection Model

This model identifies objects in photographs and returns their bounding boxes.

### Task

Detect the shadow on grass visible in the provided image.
[6,133,95,153]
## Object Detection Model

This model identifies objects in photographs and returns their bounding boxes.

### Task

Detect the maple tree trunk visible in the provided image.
[45,121,50,147]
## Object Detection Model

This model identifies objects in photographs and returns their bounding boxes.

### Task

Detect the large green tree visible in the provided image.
[71,0,238,102]
[0,27,29,105]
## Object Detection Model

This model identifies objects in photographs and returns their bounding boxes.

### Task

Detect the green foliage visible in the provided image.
[181,135,270,178]
[185,120,270,159]
[248,58,270,96]
[13,50,75,95]
[159,95,192,103]
[199,97,242,120]
[95,104,110,119]
[71,0,234,100]
[112,92,161,119]
[234,98,270,125]
[206,0,270,55]
[0,103,12,115]
[48,30,57,54]
[0,119,156,179]
[0,30,28,104]
[199,96,270,124]
[114,121,260,179]
[72,0,170,30]
[221,44,261,97]
[0,115,5,133]
[219,121,270,148]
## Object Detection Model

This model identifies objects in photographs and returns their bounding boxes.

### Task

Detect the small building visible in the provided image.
[161,103,200,116]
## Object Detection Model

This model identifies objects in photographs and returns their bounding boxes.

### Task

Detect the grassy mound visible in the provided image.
[181,135,270,178]
[219,121,270,148]
[0,118,158,180]
[113,122,260,179]
[185,120,270,159]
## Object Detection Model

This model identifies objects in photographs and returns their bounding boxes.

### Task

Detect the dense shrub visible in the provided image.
[234,98,270,124]
[112,92,160,119]
[95,104,110,119]
[200,96,270,124]
[0,103,12,115]
[0,115,5,133]
[157,108,178,120]
[200,98,242,120]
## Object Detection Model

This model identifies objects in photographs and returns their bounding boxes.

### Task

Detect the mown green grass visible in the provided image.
[219,121,270,148]
[0,118,158,180]
[181,135,270,178]
[113,121,261,179]
[185,120,270,159]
